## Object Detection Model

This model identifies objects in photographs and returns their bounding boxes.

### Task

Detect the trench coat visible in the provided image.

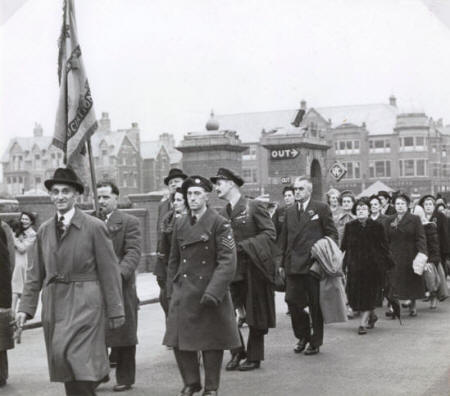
[386,212,427,300]
[11,227,36,294]
[163,208,241,351]
[19,208,124,382]
[105,210,141,347]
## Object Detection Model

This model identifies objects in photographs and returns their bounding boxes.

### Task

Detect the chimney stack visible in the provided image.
[99,112,111,132]
[300,100,307,110]
[389,95,397,107]
[33,123,43,137]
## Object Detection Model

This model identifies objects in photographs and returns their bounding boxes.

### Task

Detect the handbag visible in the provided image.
[412,252,428,275]
[422,263,440,293]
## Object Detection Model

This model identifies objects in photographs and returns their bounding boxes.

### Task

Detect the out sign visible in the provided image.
[270,148,299,160]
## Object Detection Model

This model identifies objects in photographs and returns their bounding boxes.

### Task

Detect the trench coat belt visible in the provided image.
[45,272,98,286]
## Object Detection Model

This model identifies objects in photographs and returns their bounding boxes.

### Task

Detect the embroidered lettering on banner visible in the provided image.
[221,234,236,250]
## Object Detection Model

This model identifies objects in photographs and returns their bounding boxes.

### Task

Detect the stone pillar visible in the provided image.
[128,193,164,272]
[16,195,54,228]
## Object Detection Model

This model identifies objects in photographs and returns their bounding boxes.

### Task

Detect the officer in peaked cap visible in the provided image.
[210,168,277,372]
[163,174,240,396]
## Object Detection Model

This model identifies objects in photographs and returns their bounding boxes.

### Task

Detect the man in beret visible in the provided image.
[211,168,277,372]
[156,168,187,316]
[163,176,240,396]
[16,167,125,396]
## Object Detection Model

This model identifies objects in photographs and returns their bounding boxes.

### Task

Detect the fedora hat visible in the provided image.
[44,167,84,194]
[164,168,188,185]
[210,168,244,187]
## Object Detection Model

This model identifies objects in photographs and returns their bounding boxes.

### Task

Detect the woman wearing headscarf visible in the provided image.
[0,225,13,387]
[341,198,394,334]
[11,212,36,314]
[385,193,427,317]
[412,205,441,309]
[419,195,449,302]
[335,191,356,245]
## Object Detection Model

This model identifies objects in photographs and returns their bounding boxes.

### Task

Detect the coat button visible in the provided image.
[205,246,208,250]
[199,276,203,279]
[183,274,187,278]
[202,260,206,264]
[183,259,186,263]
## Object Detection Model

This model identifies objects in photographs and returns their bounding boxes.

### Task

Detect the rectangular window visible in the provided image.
[339,141,345,150]
[354,140,360,149]
[403,137,414,147]
[369,160,391,178]
[404,160,414,176]
[417,159,426,176]
[369,139,391,153]
[416,137,425,146]
[342,161,360,179]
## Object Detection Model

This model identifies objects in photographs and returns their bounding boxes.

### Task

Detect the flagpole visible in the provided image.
[87,137,100,217]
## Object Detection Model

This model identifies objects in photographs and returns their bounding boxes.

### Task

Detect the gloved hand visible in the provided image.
[200,293,219,307]
[157,277,166,289]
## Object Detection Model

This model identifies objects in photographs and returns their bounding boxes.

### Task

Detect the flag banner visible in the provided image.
[52,0,97,191]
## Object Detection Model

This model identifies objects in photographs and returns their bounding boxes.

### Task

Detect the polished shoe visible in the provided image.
[178,384,202,396]
[202,391,218,396]
[238,360,261,371]
[366,313,378,329]
[409,309,417,317]
[401,300,411,308]
[225,353,245,371]
[294,339,308,354]
[358,326,367,335]
[304,345,320,356]
[114,384,132,392]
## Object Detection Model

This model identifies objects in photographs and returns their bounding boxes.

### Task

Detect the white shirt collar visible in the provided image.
[57,206,75,226]
[298,197,311,210]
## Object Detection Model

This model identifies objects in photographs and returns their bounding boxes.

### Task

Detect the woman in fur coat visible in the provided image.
[341,198,394,334]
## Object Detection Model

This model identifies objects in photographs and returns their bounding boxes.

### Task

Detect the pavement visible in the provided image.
[5,283,450,396]
[25,273,160,328]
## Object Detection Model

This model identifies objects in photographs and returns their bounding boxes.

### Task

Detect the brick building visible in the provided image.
[215,96,450,200]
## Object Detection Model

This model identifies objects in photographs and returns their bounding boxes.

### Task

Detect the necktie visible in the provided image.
[56,216,65,240]
[297,202,304,220]
[191,215,197,226]
[226,203,232,217]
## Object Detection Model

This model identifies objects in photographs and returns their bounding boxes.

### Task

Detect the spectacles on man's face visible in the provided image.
[294,187,305,191]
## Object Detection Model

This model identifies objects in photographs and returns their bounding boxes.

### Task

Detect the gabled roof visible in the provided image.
[90,131,137,157]
[141,140,182,164]
[357,180,394,198]
[141,141,166,160]
[1,136,53,163]
[215,103,399,142]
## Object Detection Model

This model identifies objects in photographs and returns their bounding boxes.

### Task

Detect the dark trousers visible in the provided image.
[173,349,223,391]
[0,351,7,384]
[111,346,136,386]
[287,275,323,348]
[64,381,97,396]
[231,327,265,361]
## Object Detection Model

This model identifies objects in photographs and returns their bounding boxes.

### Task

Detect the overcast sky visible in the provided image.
[1,0,450,162]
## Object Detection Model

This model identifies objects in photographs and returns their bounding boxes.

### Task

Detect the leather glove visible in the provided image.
[200,293,219,307]
[157,277,166,289]
[109,316,125,329]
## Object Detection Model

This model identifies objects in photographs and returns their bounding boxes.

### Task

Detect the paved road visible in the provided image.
[5,292,450,396]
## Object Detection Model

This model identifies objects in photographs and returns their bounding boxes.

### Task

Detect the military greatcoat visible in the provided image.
[163,208,241,351]
[19,209,124,382]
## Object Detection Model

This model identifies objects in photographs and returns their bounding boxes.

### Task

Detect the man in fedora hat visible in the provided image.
[156,168,188,316]
[16,167,125,396]
[163,175,240,396]
[211,168,277,372]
